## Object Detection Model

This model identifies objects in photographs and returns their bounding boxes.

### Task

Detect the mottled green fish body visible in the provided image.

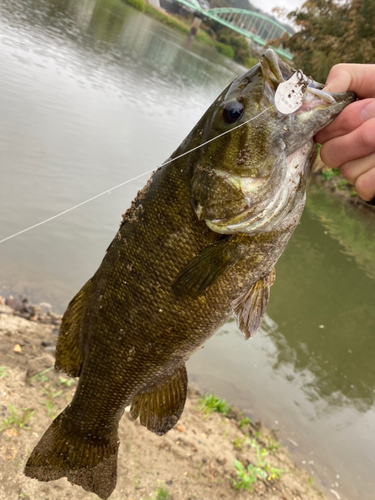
[25,50,355,499]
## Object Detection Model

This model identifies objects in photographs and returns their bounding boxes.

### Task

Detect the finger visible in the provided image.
[315,99,375,144]
[340,152,375,185]
[355,166,375,201]
[320,118,375,167]
[324,64,375,98]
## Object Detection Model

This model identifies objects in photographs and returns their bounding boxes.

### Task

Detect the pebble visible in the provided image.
[13,344,22,353]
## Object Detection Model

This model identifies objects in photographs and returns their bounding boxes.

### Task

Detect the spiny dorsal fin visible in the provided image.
[130,364,188,435]
[55,279,92,377]
[172,238,238,299]
[231,270,275,340]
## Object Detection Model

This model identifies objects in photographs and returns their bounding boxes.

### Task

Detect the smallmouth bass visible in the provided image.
[25,49,355,499]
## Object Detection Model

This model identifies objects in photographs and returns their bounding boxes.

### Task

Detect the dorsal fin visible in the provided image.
[231,269,275,340]
[55,279,92,377]
[130,364,188,435]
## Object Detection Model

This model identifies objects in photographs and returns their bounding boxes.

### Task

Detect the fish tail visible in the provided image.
[24,406,119,500]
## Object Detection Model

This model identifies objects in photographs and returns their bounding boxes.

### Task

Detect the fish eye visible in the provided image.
[222,101,245,124]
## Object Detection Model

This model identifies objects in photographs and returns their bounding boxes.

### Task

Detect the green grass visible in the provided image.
[43,387,62,419]
[153,483,171,500]
[26,366,54,384]
[0,405,34,432]
[199,393,230,417]
[0,366,6,379]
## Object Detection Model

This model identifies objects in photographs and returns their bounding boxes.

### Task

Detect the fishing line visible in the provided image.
[0,106,272,245]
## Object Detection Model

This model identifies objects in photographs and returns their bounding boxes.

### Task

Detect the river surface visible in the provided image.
[1,1,374,499]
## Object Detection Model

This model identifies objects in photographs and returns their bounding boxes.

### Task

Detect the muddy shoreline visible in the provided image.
[0,296,328,500]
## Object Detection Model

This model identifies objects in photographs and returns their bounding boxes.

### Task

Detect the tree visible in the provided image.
[279,0,375,82]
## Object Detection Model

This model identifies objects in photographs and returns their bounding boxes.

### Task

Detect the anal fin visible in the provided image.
[231,269,275,340]
[55,279,92,377]
[130,364,188,435]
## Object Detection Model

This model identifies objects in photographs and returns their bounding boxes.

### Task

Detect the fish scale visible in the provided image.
[24,49,355,499]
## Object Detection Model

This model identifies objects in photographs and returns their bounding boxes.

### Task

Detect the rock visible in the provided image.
[26,354,55,380]
[13,344,22,353]
[39,302,52,314]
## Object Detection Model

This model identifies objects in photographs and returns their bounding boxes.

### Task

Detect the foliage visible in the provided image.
[199,393,230,416]
[244,56,258,68]
[216,42,235,59]
[0,366,6,379]
[0,405,34,432]
[43,387,62,419]
[232,460,267,490]
[321,168,340,181]
[280,0,375,82]
[239,416,251,428]
[123,0,145,11]
[59,376,74,387]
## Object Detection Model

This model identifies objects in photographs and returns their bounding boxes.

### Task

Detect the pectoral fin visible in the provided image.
[231,269,275,340]
[172,237,241,299]
[130,364,188,435]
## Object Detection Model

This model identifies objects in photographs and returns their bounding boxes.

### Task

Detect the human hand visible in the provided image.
[314,64,375,204]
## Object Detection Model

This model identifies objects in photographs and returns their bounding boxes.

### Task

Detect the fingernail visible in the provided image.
[360,100,375,121]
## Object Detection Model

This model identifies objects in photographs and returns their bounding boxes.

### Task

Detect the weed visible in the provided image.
[26,366,54,384]
[308,477,314,488]
[153,482,171,500]
[239,417,251,428]
[339,178,350,190]
[199,393,230,417]
[263,463,283,480]
[232,434,252,451]
[0,366,6,379]
[43,387,62,419]
[232,460,266,491]
[321,168,340,181]
[0,405,34,431]
[266,436,282,452]
[59,377,74,387]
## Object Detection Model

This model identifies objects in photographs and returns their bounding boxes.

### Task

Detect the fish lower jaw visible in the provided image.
[205,143,313,236]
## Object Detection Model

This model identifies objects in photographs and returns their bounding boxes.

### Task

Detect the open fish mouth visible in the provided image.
[262,48,356,116]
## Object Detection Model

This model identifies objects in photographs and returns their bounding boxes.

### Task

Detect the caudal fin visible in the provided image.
[24,407,119,500]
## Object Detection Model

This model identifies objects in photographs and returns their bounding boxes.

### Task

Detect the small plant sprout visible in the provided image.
[232,460,266,491]
[0,366,6,379]
[153,481,171,500]
[199,393,230,417]
[43,387,62,419]
[26,366,54,384]
[0,405,34,432]
[59,376,74,387]
[239,416,251,428]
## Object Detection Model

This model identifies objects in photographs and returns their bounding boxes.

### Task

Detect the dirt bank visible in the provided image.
[0,297,326,500]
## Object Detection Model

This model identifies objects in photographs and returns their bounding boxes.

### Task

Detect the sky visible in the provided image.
[249,0,305,19]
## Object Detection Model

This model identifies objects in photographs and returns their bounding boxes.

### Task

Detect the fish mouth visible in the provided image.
[261,49,356,114]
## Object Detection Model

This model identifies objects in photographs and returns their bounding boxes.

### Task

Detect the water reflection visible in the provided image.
[266,186,375,413]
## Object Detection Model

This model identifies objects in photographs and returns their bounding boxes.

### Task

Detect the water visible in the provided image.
[0,1,374,498]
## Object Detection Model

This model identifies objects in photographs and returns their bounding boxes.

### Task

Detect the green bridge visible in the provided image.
[175,0,292,60]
